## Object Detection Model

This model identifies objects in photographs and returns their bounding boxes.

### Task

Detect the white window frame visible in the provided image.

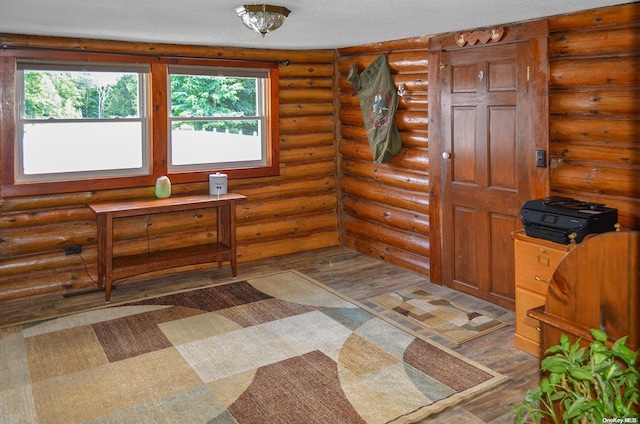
[15,60,150,183]
[167,65,270,173]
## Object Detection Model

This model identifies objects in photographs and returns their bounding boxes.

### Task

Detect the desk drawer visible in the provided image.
[515,239,568,292]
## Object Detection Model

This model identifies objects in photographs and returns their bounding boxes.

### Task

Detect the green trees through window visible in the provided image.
[24,71,139,119]
[170,75,257,134]
[24,70,258,128]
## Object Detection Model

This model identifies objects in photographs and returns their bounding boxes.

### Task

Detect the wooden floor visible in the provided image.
[0,245,540,423]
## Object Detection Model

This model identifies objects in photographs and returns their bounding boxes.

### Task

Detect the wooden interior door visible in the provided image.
[438,41,545,309]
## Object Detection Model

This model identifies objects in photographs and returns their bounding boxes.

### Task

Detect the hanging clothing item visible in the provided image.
[347,54,401,164]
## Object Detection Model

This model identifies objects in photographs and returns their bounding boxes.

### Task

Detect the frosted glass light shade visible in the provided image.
[235,5,291,37]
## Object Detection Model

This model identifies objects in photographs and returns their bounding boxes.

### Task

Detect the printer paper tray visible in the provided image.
[524,225,571,244]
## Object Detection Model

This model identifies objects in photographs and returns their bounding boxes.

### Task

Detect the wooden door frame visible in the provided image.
[427,20,550,285]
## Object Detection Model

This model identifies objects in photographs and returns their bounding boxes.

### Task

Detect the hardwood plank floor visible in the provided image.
[0,245,540,423]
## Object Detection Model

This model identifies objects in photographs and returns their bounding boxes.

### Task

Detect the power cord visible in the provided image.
[69,214,153,291]
[74,251,97,284]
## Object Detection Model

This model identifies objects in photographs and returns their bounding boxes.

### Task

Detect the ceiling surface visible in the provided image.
[0,0,632,50]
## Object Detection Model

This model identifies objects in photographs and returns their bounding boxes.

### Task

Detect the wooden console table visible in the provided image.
[89,193,246,302]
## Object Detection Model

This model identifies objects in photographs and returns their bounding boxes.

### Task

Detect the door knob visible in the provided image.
[442,152,451,159]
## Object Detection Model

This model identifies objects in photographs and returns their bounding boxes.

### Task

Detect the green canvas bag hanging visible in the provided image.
[347,54,401,164]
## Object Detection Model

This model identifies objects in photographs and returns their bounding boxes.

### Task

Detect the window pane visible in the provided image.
[170,75,257,117]
[22,122,144,175]
[171,120,262,166]
[17,63,148,182]
[168,67,269,172]
[24,70,140,119]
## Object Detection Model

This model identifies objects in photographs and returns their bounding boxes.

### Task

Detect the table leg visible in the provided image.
[229,201,237,277]
[217,205,224,269]
[96,214,106,290]
[104,214,114,303]
[218,203,235,273]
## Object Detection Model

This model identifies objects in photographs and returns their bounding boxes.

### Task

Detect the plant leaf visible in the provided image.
[590,328,607,342]
[563,397,588,419]
[559,333,570,350]
[568,367,594,382]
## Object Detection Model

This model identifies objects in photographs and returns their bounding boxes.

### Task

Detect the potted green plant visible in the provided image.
[512,328,639,423]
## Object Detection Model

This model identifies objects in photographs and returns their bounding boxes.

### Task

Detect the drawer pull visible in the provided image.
[534,275,551,283]
[536,326,540,331]
[539,248,546,253]
[536,255,551,266]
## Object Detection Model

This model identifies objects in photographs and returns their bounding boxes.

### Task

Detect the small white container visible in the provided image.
[209,173,228,196]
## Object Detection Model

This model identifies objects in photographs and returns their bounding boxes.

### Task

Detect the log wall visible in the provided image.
[548,3,640,228]
[334,3,640,279]
[1,3,637,303]
[337,38,431,276]
[0,36,339,301]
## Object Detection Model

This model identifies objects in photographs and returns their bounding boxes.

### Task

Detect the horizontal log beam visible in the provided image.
[343,234,429,276]
[237,213,338,242]
[280,132,335,149]
[343,197,429,234]
[1,206,93,229]
[342,214,429,257]
[237,194,337,222]
[279,103,334,118]
[550,163,640,198]
[341,175,429,214]
[341,159,428,192]
[279,88,334,103]
[0,33,335,63]
[278,63,335,78]
[550,57,640,87]
[550,139,639,169]
[549,26,640,58]
[0,221,95,257]
[280,145,336,163]
[232,176,336,201]
[548,3,640,32]
[237,231,340,262]
[338,37,430,56]
[339,139,428,172]
[550,90,640,116]
[280,77,333,90]
[338,50,429,75]
[279,115,335,134]
[550,117,638,143]
[0,247,95,278]
[0,268,95,301]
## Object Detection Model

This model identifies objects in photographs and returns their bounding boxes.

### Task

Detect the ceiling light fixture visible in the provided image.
[235,4,291,38]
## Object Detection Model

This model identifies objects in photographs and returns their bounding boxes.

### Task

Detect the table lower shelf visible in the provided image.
[107,243,233,282]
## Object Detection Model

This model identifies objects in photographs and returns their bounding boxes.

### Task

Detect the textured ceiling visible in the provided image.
[0,0,632,50]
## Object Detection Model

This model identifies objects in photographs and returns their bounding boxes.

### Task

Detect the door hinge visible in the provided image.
[527,66,530,81]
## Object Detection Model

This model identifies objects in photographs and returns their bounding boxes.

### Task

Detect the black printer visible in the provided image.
[520,196,618,244]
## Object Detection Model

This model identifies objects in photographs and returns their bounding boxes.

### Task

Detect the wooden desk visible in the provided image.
[527,229,639,355]
[89,193,246,302]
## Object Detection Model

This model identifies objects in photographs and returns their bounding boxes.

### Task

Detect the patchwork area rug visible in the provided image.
[1,270,506,423]
[373,287,508,344]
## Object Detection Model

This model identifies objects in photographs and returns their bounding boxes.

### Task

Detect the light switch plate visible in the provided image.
[536,149,546,168]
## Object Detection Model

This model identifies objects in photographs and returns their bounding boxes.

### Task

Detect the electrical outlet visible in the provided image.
[65,245,82,255]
